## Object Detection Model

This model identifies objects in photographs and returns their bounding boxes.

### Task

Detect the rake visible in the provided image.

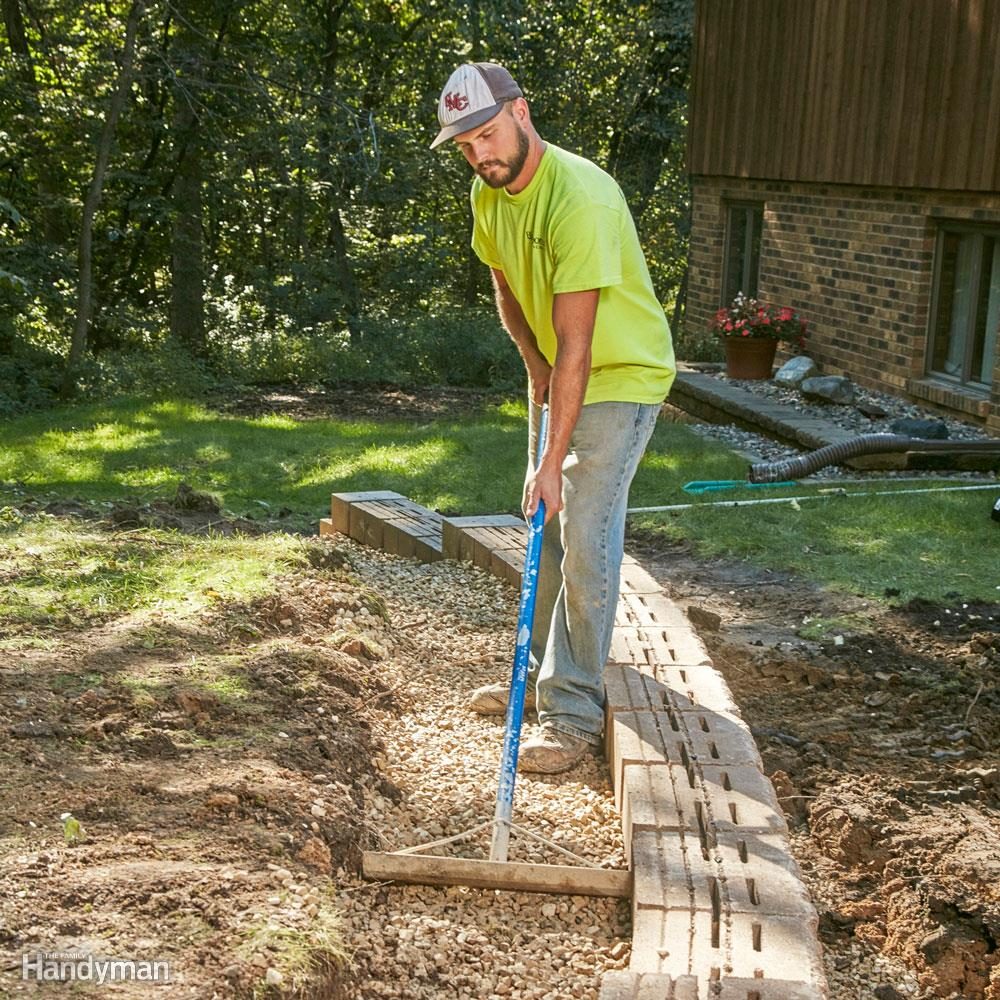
[362,405,631,897]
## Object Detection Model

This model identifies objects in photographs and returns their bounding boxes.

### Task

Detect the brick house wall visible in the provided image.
[686,177,1000,434]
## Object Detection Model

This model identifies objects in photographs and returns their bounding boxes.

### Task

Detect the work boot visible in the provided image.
[518,724,592,774]
[468,681,535,716]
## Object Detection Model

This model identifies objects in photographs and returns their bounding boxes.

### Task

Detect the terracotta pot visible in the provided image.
[723,336,778,379]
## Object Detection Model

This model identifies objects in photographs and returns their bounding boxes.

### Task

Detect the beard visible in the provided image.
[476,123,530,189]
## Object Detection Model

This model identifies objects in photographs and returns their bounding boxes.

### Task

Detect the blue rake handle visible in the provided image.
[490,403,548,864]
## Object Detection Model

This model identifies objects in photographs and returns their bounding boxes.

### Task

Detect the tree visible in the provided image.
[62,0,145,397]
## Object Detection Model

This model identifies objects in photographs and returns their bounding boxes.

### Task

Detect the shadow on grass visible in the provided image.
[0,396,749,521]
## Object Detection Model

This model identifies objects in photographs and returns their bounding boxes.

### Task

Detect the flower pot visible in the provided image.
[724,336,778,379]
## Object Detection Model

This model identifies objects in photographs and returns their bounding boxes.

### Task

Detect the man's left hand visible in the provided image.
[524,457,563,525]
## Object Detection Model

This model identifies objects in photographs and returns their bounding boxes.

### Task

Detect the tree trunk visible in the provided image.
[317,0,362,342]
[61,0,144,398]
[3,0,70,244]
[463,0,484,306]
[169,101,206,352]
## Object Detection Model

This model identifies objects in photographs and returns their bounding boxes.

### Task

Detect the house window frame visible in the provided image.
[926,222,1000,393]
[721,201,764,306]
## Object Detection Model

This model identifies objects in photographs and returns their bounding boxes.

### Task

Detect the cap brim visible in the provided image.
[430,102,504,149]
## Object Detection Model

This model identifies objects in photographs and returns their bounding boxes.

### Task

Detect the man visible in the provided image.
[431,62,676,773]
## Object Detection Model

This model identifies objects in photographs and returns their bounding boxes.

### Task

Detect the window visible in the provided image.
[928,227,1000,389]
[722,202,763,304]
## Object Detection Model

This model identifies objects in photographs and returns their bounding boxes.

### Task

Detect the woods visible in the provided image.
[0,0,693,411]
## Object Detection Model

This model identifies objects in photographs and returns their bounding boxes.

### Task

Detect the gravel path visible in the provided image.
[685,371,998,480]
[328,533,950,998]
[334,545,631,1000]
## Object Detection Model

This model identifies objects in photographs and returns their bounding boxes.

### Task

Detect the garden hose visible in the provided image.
[748,433,1000,484]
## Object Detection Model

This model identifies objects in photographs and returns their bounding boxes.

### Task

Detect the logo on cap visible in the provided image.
[444,92,469,112]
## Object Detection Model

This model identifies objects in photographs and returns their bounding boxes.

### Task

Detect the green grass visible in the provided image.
[1,393,997,605]
[632,480,1000,603]
[0,396,746,522]
[0,512,310,639]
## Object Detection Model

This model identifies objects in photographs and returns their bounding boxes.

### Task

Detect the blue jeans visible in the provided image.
[526,399,660,745]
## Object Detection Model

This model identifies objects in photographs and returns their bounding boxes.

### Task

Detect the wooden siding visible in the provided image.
[689,0,1000,192]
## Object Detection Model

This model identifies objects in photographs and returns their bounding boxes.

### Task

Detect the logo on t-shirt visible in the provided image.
[444,92,469,112]
[525,230,546,250]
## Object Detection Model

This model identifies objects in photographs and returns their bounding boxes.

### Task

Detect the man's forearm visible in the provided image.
[541,338,590,467]
[492,271,551,390]
[522,288,599,523]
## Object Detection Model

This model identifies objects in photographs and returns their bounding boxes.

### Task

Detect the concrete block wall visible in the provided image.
[686,176,1000,433]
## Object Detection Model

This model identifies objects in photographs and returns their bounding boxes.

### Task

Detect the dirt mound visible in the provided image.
[0,537,406,997]
[637,536,1000,998]
[109,481,265,535]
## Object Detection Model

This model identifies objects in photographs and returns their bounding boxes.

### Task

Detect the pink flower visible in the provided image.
[725,322,733,331]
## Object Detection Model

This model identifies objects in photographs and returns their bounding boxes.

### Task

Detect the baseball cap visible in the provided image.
[430,62,523,149]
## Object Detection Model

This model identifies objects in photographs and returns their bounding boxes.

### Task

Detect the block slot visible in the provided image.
[710,876,721,949]
[666,705,681,732]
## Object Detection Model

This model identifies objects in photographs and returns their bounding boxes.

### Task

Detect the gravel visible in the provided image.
[326,536,938,999]
[683,370,998,481]
[332,540,630,999]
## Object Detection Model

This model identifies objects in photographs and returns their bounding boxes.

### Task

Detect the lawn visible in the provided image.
[1,393,997,603]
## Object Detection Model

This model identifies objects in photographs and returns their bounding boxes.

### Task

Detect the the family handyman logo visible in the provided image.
[22,951,171,984]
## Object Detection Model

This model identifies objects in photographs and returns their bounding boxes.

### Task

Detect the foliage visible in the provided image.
[710,293,808,345]
[0,0,695,407]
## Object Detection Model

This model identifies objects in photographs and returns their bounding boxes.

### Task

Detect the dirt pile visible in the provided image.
[0,537,402,997]
[642,537,1000,998]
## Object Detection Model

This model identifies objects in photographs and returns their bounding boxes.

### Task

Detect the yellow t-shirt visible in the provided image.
[470,143,675,405]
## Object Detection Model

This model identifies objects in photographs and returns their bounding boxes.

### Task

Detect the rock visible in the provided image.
[919,924,953,964]
[84,715,129,740]
[873,986,904,1000]
[686,605,722,630]
[774,355,818,387]
[800,375,856,405]
[890,417,950,439]
[857,400,889,418]
[205,792,240,810]
[10,721,58,738]
[174,482,222,513]
[297,837,332,873]
[174,689,218,717]
[264,967,284,986]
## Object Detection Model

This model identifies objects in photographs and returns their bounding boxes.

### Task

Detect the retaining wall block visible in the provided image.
[330,489,401,534]
[716,976,825,999]
[695,764,787,836]
[606,663,740,716]
[611,627,714,669]
[598,971,700,1000]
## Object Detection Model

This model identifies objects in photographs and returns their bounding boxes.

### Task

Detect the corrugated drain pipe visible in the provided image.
[749,433,1000,484]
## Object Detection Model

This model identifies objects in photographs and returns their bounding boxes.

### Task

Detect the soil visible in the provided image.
[630,532,1000,999]
[2,385,999,998]
[0,513,402,996]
